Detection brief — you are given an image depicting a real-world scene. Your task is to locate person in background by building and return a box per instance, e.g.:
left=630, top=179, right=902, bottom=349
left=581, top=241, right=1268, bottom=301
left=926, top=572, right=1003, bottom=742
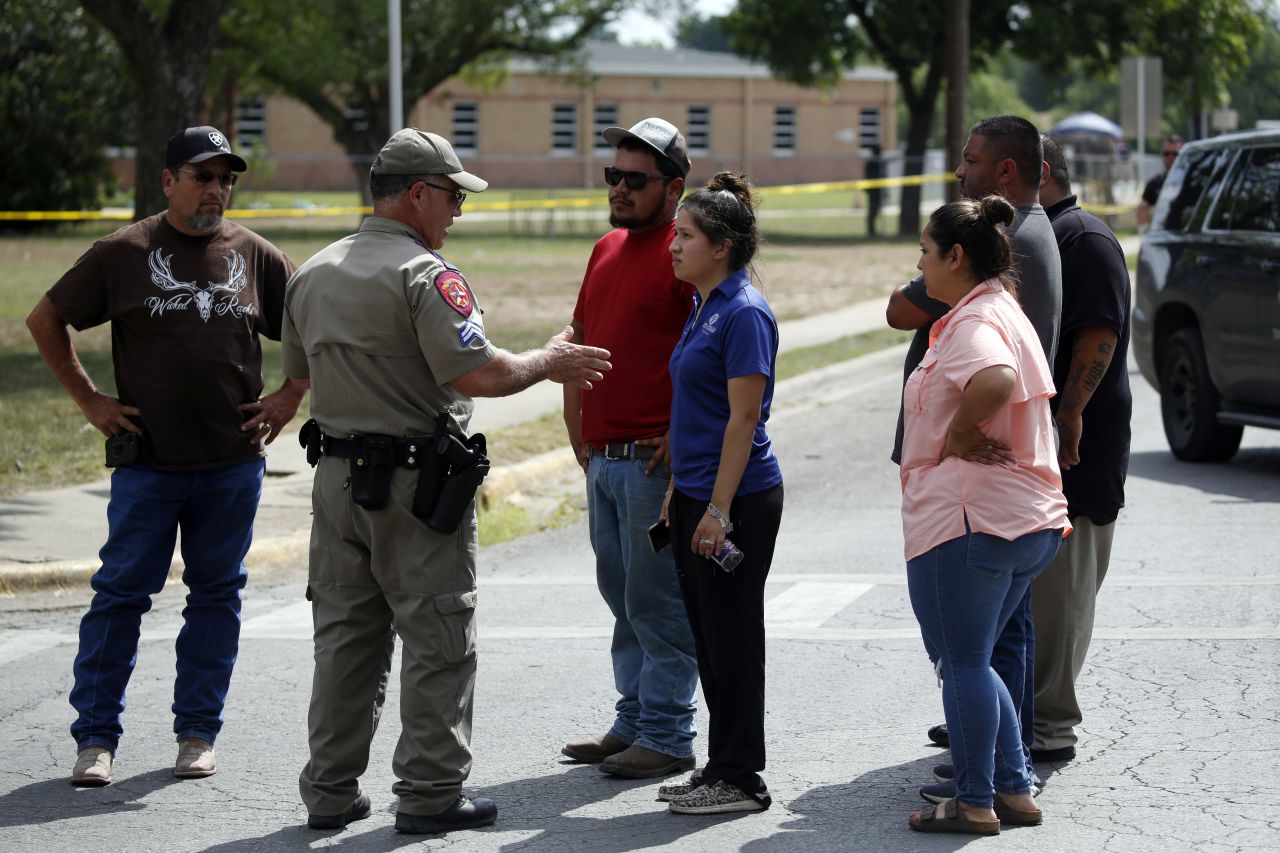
left=902, top=196, right=1069, bottom=836
left=887, top=115, right=1062, bottom=798
left=1136, top=134, right=1183, bottom=226
left=864, top=145, right=884, bottom=237
left=658, top=171, right=784, bottom=816
left=1031, top=135, right=1132, bottom=764
left=283, top=128, right=611, bottom=835
left=560, top=118, right=701, bottom=781
left=26, top=126, right=304, bottom=787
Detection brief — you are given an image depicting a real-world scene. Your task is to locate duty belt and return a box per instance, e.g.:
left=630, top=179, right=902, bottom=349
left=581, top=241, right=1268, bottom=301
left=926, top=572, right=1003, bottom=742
left=318, top=432, right=433, bottom=469
left=593, top=441, right=658, bottom=461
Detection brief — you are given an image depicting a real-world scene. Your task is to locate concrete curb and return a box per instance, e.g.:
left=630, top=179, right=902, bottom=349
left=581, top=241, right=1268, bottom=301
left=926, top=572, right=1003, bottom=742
left=0, top=452, right=582, bottom=596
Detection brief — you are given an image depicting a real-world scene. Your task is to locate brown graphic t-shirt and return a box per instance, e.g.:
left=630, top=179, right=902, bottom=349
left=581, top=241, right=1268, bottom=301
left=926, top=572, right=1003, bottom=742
left=48, top=213, right=295, bottom=470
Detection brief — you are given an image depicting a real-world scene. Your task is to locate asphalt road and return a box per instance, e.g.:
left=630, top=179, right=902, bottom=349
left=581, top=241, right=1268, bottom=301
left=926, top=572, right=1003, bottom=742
left=2, top=348, right=1277, bottom=853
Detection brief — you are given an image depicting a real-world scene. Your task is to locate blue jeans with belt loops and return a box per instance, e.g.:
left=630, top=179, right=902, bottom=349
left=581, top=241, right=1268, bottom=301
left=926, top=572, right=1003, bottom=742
left=907, top=527, right=1061, bottom=807
left=70, top=458, right=264, bottom=753
left=587, top=454, right=698, bottom=757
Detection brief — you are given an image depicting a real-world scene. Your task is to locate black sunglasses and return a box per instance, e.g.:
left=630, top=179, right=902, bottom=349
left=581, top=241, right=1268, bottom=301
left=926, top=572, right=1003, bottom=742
left=421, top=180, right=466, bottom=208
left=1161, top=150, right=1180, bottom=157
left=177, top=167, right=237, bottom=188
left=604, top=166, right=669, bottom=190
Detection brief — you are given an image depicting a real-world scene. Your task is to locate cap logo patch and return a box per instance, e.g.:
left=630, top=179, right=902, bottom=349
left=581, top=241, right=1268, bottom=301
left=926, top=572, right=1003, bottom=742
left=435, top=270, right=473, bottom=317
left=208, top=131, right=226, bottom=149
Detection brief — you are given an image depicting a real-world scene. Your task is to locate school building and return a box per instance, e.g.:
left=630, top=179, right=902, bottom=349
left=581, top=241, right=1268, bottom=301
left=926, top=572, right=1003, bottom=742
left=235, top=41, right=897, bottom=191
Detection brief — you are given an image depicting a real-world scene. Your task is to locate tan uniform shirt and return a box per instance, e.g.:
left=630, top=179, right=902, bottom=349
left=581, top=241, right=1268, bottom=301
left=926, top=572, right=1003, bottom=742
left=281, top=216, right=496, bottom=437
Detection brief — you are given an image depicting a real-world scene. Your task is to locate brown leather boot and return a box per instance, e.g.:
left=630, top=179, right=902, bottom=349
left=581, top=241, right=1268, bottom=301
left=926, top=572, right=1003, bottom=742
left=599, top=745, right=695, bottom=779
left=561, top=733, right=628, bottom=763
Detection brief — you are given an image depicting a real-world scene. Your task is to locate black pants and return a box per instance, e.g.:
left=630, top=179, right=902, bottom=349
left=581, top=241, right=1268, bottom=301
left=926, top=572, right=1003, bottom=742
left=670, top=483, right=784, bottom=796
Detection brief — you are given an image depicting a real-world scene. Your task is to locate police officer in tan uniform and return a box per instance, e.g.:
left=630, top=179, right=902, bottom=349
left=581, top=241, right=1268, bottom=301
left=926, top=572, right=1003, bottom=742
left=282, top=128, right=611, bottom=835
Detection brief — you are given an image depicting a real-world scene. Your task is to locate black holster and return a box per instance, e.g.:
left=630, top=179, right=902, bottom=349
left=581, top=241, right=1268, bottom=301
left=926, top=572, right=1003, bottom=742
left=413, top=411, right=489, bottom=533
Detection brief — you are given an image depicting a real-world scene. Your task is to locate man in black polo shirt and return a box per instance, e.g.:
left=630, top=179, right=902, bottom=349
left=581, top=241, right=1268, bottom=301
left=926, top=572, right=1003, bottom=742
left=1030, top=135, right=1133, bottom=763
left=1136, top=134, right=1183, bottom=226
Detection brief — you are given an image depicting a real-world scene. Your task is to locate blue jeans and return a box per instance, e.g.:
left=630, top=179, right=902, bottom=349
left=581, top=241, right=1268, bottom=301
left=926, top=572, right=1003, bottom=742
left=587, top=455, right=698, bottom=757
left=70, top=458, right=264, bottom=752
left=907, top=527, right=1060, bottom=807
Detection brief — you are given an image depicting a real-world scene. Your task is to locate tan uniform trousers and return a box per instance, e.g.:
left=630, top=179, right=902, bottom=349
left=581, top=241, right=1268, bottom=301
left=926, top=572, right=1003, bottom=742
left=298, top=456, right=478, bottom=817
left=1030, top=516, right=1116, bottom=751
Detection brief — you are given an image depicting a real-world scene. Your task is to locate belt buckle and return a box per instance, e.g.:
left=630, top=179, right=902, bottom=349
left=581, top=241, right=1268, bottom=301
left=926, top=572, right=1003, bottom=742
left=603, top=442, right=631, bottom=460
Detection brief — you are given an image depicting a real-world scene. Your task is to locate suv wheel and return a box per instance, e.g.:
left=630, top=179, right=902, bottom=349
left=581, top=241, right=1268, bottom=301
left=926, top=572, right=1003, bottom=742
left=1158, top=328, right=1243, bottom=462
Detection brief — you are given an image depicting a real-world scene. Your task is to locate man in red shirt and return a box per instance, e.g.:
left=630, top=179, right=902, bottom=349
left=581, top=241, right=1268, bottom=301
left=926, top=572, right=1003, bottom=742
left=561, top=118, right=700, bottom=779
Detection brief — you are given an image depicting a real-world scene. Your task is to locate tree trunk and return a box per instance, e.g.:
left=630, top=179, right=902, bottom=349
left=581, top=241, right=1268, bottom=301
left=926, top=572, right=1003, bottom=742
left=898, top=71, right=943, bottom=237
left=80, top=0, right=229, bottom=219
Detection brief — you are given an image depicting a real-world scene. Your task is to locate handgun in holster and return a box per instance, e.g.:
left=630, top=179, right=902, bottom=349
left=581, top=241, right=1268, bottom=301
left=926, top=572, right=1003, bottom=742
left=299, top=418, right=323, bottom=466
left=413, top=411, right=489, bottom=533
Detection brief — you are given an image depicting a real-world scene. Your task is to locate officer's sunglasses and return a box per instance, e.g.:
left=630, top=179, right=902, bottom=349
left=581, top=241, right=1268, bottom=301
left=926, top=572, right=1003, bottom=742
left=604, top=166, right=669, bottom=190
left=177, top=167, right=238, bottom=188
left=421, top=180, right=466, bottom=208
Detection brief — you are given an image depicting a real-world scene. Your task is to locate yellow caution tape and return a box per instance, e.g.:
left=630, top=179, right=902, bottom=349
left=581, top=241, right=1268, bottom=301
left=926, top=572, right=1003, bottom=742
left=5, top=173, right=1150, bottom=221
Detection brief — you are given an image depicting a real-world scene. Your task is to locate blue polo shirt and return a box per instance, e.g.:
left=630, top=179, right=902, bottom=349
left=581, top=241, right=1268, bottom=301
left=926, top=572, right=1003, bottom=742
left=668, top=269, right=782, bottom=500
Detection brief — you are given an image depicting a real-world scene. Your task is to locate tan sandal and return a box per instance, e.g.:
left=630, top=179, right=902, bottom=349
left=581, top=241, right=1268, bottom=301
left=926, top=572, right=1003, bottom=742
left=994, top=794, right=1043, bottom=826
left=908, top=797, right=1000, bottom=835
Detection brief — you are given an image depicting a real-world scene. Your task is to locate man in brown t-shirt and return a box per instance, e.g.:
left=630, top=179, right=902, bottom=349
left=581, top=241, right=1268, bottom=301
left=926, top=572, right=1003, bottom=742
left=26, top=126, right=306, bottom=788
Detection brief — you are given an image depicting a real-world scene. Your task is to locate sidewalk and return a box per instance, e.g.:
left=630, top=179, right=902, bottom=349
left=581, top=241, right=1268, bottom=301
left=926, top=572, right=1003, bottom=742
left=0, top=295, right=896, bottom=593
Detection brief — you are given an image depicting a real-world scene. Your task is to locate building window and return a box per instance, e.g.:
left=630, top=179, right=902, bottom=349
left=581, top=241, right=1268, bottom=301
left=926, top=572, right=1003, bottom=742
left=553, top=102, right=577, bottom=154
left=594, top=103, right=618, bottom=151
left=859, top=107, right=882, bottom=150
left=773, top=106, right=796, bottom=154
left=452, top=101, right=478, bottom=153
left=687, top=105, right=710, bottom=155
left=235, top=97, right=267, bottom=150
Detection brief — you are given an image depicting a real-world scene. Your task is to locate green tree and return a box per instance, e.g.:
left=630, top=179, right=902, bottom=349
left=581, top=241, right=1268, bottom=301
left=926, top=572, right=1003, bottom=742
left=1013, top=0, right=1264, bottom=139
left=80, top=0, right=232, bottom=219
left=1, top=0, right=132, bottom=215
left=726, top=0, right=1016, bottom=236
left=1225, top=3, right=1280, bottom=130
left=675, top=11, right=733, bottom=52
left=224, top=0, right=626, bottom=201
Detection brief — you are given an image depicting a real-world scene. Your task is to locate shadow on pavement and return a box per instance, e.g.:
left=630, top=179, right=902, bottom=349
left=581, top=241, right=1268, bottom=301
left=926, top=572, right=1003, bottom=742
left=190, top=764, right=717, bottom=853
left=0, top=768, right=182, bottom=831
left=1127, top=446, right=1280, bottom=503
left=739, top=753, right=1038, bottom=852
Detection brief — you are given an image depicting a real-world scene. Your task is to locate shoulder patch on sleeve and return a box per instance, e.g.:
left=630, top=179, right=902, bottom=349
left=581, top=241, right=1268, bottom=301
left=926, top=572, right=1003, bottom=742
left=435, top=270, right=474, bottom=317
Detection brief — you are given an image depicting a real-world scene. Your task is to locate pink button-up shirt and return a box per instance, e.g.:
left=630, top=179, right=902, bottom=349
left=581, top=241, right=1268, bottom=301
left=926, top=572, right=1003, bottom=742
left=900, top=280, right=1070, bottom=561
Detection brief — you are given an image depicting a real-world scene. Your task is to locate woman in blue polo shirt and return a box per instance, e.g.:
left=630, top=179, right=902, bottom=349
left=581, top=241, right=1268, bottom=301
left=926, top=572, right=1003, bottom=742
left=658, top=171, right=783, bottom=816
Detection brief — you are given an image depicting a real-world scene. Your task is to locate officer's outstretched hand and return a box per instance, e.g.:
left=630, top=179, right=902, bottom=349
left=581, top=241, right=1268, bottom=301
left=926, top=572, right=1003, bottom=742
left=544, top=326, right=612, bottom=390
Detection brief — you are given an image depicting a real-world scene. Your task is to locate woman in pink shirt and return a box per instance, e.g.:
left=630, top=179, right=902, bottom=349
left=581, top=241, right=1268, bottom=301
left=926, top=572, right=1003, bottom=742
left=902, top=196, right=1070, bottom=835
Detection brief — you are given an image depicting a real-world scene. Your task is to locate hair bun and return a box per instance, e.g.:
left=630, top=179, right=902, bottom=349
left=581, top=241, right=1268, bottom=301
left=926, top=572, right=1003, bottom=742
left=706, top=170, right=753, bottom=207
left=978, top=194, right=1016, bottom=229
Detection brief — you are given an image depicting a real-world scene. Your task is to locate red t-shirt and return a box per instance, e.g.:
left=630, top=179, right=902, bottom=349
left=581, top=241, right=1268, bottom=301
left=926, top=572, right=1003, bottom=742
left=572, top=223, right=694, bottom=445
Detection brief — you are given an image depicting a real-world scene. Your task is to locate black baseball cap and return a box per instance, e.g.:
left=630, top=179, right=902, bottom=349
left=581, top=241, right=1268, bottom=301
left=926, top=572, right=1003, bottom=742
left=602, top=118, right=691, bottom=179
left=165, top=126, right=248, bottom=172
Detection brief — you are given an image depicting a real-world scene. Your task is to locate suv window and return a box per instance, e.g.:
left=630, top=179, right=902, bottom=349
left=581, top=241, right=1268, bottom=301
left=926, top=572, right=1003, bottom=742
left=1208, top=146, right=1280, bottom=233
left=1158, top=148, right=1233, bottom=232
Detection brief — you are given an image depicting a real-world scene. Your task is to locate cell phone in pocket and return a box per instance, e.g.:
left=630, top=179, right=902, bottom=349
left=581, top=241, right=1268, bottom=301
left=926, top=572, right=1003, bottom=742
left=105, top=431, right=140, bottom=468
left=647, top=520, right=671, bottom=552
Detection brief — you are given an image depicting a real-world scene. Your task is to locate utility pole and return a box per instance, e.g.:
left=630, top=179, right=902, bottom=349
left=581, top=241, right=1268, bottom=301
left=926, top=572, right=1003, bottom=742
left=389, top=0, right=404, bottom=136
left=945, top=0, right=969, bottom=203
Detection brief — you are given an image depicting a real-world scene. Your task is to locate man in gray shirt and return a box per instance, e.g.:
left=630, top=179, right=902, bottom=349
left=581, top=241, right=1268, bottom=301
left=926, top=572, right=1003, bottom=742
left=887, top=115, right=1062, bottom=801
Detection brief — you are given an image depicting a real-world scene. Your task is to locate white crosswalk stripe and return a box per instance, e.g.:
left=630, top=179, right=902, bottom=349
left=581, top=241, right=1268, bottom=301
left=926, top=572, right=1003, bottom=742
left=5, top=574, right=1280, bottom=665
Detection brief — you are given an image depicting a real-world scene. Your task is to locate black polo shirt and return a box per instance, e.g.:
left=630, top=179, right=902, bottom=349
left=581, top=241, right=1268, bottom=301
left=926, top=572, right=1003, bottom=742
left=1045, top=195, right=1133, bottom=524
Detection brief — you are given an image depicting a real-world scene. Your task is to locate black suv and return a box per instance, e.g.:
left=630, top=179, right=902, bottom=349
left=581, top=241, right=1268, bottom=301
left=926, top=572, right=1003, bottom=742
left=1134, top=129, right=1280, bottom=461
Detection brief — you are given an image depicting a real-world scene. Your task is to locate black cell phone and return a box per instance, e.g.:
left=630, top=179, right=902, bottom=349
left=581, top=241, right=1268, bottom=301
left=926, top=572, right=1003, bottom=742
left=105, top=431, right=140, bottom=468
left=647, top=520, right=671, bottom=552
